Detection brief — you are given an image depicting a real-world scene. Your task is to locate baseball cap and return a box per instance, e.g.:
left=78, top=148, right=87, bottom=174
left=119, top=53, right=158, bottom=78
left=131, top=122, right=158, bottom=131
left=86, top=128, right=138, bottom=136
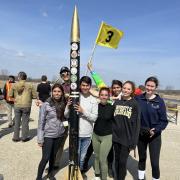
left=60, top=66, right=70, bottom=74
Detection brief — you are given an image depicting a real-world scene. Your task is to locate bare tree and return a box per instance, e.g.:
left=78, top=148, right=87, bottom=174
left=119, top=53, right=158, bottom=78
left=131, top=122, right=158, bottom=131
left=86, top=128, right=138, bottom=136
left=0, top=69, right=9, bottom=75
left=0, top=69, right=9, bottom=80
left=165, top=85, right=174, bottom=90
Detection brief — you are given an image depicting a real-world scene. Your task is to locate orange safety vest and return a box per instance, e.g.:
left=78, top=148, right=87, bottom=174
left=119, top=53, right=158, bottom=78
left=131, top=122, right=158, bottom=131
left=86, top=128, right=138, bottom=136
left=5, top=81, right=14, bottom=102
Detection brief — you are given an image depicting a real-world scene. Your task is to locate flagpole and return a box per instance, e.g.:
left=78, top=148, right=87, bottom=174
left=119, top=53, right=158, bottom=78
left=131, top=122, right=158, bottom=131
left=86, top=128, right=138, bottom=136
left=85, top=41, right=97, bottom=75
left=85, top=21, right=103, bottom=75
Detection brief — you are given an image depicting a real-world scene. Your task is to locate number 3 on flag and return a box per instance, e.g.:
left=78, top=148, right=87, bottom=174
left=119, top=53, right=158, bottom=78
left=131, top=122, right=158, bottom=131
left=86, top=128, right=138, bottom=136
left=106, top=31, right=114, bottom=42
left=96, top=22, right=124, bottom=49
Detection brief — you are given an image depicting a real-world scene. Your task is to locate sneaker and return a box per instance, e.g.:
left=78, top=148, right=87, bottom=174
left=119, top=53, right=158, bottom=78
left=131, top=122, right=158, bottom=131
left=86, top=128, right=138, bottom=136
left=47, top=172, right=56, bottom=180
left=82, top=162, right=88, bottom=172
left=21, top=137, right=31, bottom=142
left=81, top=168, right=88, bottom=174
left=49, top=177, right=56, bottom=180
left=12, top=138, right=21, bottom=142
left=92, top=177, right=101, bottom=180
left=45, top=167, right=49, bottom=174
left=108, top=167, right=114, bottom=178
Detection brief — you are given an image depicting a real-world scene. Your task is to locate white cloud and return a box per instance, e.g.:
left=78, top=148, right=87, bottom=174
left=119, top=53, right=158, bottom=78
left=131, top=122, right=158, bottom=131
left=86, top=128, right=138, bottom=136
left=16, top=51, right=25, bottom=57
left=0, top=46, right=26, bottom=58
left=42, top=11, right=48, bottom=17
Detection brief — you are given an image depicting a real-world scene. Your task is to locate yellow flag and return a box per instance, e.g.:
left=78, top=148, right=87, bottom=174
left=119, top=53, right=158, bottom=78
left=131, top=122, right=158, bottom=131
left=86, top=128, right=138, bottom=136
left=95, top=22, right=124, bottom=49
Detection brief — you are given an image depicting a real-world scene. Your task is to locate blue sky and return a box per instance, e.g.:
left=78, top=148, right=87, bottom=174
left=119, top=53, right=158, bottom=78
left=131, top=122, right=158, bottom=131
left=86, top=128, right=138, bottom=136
left=0, top=0, right=180, bottom=89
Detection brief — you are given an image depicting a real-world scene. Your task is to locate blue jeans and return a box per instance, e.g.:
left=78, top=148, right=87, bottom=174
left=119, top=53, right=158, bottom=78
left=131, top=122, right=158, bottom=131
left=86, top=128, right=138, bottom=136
left=78, top=137, right=91, bottom=170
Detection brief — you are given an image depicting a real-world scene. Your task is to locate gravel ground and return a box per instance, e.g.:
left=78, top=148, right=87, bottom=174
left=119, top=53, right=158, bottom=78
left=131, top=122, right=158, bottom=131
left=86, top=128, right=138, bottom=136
left=0, top=101, right=180, bottom=180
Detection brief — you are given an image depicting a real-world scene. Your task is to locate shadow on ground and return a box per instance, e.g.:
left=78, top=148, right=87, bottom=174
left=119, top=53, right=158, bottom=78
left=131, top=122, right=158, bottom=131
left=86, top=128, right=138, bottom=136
left=59, top=147, right=69, bottom=169
left=127, top=155, right=138, bottom=180
left=0, top=118, right=37, bottom=139
left=29, top=128, right=37, bottom=139
left=0, top=126, right=14, bottom=139
left=0, top=120, right=8, bottom=126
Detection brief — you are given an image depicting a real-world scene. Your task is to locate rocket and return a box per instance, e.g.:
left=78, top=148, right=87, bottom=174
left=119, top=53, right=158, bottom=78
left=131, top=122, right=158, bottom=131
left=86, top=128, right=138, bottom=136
left=69, top=6, right=80, bottom=180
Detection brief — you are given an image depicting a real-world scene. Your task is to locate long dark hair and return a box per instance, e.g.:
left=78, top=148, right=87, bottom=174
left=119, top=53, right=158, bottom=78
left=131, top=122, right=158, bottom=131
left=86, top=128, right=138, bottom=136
left=47, top=83, right=66, bottom=121
left=111, top=80, right=123, bottom=96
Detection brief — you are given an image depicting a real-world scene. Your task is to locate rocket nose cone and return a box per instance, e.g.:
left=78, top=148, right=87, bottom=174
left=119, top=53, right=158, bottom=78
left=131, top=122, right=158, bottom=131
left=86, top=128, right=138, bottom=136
left=71, top=6, right=80, bottom=42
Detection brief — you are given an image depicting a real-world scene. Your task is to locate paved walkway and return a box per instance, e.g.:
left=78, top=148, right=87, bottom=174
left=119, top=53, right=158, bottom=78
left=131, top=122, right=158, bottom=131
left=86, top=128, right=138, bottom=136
left=0, top=101, right=180, bottom=180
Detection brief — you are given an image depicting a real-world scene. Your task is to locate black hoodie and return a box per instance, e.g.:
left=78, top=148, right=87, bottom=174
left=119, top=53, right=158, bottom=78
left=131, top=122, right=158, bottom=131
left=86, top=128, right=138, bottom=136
left=112, top=98, right=140, bottom=149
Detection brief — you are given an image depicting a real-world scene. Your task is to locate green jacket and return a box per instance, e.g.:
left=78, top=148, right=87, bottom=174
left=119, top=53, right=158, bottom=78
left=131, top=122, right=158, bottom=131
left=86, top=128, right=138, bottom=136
left=9, top=80, right=37, bottom=108
left=90, top=71, right=106, bottom=89
left=90, top=71, right=114, bottom=104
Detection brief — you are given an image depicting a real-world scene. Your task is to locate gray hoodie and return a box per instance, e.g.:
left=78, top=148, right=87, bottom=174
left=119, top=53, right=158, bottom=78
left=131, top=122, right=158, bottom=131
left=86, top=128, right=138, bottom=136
left=37, top=102, right=65, bottom=144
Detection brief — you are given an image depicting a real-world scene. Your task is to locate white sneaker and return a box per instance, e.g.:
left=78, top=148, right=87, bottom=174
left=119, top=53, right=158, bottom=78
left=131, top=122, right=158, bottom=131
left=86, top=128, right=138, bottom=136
left=138, top=170, right=145, bottom=179
left=92, top=177, right=101, bottom=180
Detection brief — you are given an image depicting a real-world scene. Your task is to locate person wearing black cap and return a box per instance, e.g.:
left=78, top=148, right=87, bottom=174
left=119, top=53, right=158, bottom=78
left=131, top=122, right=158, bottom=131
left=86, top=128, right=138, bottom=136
left=3, top=75, right=15, bottom=128
left=59, top=66, right=71, bottom=98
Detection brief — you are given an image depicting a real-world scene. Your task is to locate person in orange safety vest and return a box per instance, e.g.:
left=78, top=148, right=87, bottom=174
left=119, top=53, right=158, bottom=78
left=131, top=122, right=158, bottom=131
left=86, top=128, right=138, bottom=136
left=3, top=75, right=15, bottom=128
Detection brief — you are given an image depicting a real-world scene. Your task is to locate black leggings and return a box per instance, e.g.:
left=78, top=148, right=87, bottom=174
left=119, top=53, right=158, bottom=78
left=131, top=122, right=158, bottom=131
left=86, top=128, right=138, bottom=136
left=138, top=134, right=161, bottom=179
left=36, top=137, right=63, bottom=179
left=107, top=145, right=114, bottom=165
left=113, top=142, right=130, bottom=180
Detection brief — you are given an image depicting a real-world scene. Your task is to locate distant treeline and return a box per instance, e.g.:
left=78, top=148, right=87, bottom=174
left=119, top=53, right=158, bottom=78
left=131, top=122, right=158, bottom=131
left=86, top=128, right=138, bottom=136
left=0, top=75, right=41, bottom=82
left=158, top=90, right=180, bottom=95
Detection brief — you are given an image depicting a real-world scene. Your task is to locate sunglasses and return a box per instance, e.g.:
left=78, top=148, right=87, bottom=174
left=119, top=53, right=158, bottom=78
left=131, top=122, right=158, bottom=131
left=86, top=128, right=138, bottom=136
left=60, top=72, right=70, bottom=77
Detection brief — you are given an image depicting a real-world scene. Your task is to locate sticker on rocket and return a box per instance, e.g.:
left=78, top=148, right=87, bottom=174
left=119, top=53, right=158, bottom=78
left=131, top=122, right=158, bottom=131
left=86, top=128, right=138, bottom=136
left=71, top=83, right=77, bottom=90
left=71, top=51, right=78, bottom=58
left=71, top=43, right=78, bottom=51
left=71, top=59, right=78, bottom=67
left=71, top=67, right=77, bottom=75
left=71, top=75, right=77, bottom=83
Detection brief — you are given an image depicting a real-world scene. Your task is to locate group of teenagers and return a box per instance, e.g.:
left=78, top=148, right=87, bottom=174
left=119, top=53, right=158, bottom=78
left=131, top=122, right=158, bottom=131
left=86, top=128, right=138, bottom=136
left=35, top=64, right=168, bottom=180
left=0, top=65, right=168, bottom=180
